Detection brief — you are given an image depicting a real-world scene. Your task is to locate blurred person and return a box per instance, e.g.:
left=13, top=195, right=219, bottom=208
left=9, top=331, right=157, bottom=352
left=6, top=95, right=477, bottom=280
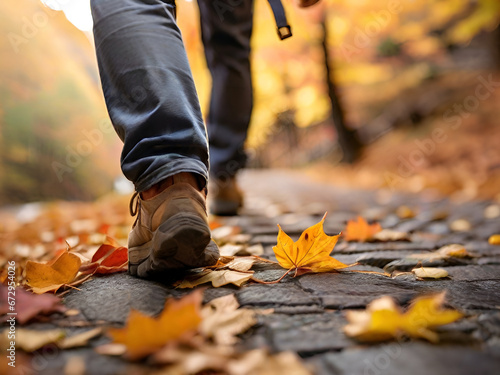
left=88, top=0, right=317, bottom=278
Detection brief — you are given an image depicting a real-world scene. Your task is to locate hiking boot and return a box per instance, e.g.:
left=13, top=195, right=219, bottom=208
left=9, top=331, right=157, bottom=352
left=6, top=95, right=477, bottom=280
left=208, top=176, right=244, bottom=216
left=128, top=173, right=219, bottom=278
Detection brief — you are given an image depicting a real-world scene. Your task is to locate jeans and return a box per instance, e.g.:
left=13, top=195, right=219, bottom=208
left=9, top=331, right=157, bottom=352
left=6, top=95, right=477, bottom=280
left=90, top=0, right=253, bottom=192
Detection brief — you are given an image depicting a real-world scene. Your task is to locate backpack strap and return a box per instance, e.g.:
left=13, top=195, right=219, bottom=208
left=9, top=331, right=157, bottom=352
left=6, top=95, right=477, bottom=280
left=267, top=0, right=292, bottom=40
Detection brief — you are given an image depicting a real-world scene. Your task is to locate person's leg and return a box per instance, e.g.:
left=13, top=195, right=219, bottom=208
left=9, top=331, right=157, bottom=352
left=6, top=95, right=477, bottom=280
left=91, top=0, right=218, bottom=277
left=91, top=0, right=208, bottom=192
left=197, top=0, right=254, bottom=215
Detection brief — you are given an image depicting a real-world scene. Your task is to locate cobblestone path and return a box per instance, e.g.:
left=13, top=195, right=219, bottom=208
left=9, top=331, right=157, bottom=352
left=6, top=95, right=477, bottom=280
left=38, top=170, right=500, bottom=374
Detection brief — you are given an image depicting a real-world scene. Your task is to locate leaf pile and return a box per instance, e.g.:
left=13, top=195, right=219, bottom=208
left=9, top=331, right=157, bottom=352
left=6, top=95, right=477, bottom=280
left=99, top=291, right=312, bottom=374
left=24, top=236, right=128, bottom=294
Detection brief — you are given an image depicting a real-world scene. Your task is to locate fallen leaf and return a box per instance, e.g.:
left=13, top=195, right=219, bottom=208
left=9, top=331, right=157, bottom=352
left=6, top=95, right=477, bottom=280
left=0, top=285, right=66, bottom=324
left=107, top=290, right=203, bottom=360
left=373, top=229, right=409, bottom=242
left=343, top=216, right=382, bottom=242
left=175, top=269, right=254, bottom=288
left=484, top=205, right=500, bottom=219
left=176, top=256, right=275, bottom=288
left=228, top=349, right=313, bottom=375
left=244, top=244, right=265, bottom=256
left=273, top=213, right=350, bottom=276
left=79, top=238, right=128, bottom=275
left=409, top=244, right=473, bottom=261
left=64, top=356, right=86, bottom=375
left=153, top=344, right=230, bottom=374
left=450, top=219, right=471, bottom=232
left=488, top=234, right=500, bottom=245
left=396, top=205, right=416, bottom=219
left=58, top=328, right=103, bottom=349
left=412, top=267, right=449, bottom=279
left=220, top=243, right=264, bottom=257
left=220, top=256, right=260, bottom=272
left=219, top=244, right=246, bottom=256
left=344, top=292, right=463, bottom=342
left=1, top=328, right=65, bottom=352
left=94, top=343, right=127, bottom=356
left=211, top=225, right=241, bottom=243
left=200, top=294, right=257, bottom=346
left=25, top=251, right=81, bottom=294
left=436, top=244, right=470, bottom=257
left=154, top=344, right=312, bottom=375
left=0, top=351, right=32, bottom=374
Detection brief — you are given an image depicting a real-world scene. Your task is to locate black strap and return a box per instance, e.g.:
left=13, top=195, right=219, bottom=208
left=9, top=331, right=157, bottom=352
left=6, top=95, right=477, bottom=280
left=267, top=0, right=292, bottom=40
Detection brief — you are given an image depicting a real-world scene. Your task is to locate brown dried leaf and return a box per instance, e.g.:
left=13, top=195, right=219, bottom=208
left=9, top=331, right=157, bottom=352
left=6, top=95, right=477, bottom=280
left=409, top=244, right=473, bottom=261
left=373, top=229, right=409, bottom=242
left=2, top=329, right=65, bottom=352
left=412, top=267, right=449, bottom=279
left=175, top=269, right=254, bottom=288
left=58, top=328, right=103, bottom=349
left=200, top=294, right=256, bottom=346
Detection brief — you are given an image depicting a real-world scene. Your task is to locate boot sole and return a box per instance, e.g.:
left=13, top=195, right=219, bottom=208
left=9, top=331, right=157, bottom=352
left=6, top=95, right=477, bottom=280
left=129, top=213, right=213, bottom=277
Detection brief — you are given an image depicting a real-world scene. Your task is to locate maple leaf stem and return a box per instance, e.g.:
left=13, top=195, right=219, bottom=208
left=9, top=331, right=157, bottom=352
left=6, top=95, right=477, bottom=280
left=252, top=268, right=295, bottom=284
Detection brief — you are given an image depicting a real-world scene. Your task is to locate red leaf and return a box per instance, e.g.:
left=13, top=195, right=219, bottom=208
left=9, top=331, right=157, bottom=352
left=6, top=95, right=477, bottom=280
left=100, top=247, right=128, bottom=268
left=82, top=237, right=128, bottom=276
left=91, top=244, right=116, bottom=263
left=0, top=285, right=66, bottom=324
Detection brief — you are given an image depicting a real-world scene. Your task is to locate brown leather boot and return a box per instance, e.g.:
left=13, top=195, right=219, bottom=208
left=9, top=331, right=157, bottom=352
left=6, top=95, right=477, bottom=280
left=208, top=176, right=243, bottom=216
left=128, top=173, right=219, bottom=278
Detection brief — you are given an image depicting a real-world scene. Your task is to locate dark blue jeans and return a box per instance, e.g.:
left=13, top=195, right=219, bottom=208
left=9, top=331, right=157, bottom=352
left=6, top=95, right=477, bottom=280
left=91, top=0, right=253, bottom=192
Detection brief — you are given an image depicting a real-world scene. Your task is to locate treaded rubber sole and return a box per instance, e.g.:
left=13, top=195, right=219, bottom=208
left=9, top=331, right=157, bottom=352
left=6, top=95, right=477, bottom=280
left=128, top=213, right=217, bottom=278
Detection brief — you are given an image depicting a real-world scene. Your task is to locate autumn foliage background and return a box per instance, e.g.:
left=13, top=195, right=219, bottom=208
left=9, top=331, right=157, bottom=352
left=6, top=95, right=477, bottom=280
left=1, top=0, right=499, bottom=205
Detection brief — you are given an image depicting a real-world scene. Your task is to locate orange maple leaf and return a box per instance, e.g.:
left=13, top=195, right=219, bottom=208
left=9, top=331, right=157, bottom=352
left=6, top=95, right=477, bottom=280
left=25, top=250, right=81, bottom=294
left=108, top=290, right=203, bottom=360
left=272, top=213, right=349, bottom=277
left=343, top=216, right=382, bottom=242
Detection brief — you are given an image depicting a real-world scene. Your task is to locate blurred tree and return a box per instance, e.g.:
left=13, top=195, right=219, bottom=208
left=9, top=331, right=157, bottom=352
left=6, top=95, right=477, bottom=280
left=0, top=0, right=119, bottom=205
left=320, top=9, right=361, bottom=163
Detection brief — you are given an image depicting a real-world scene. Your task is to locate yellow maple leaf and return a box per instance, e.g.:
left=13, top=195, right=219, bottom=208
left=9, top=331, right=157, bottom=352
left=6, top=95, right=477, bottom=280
left=343, top=216, right=382, bottom=242
left=25, top=251, right=81, bottom=294
left=272, top=213, right=349, bottom=276
left=108, top=290, right=203, bottom=360
left=345, top=292, right=463, bottom=343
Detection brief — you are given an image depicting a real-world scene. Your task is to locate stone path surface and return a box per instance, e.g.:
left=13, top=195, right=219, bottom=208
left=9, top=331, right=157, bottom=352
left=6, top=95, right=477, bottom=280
left=33, top=170, right=500, bottom=374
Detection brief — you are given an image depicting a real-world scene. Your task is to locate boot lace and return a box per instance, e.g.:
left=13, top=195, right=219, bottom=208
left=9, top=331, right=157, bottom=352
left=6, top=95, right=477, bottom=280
left=129, top=191, right=140, bottom=216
